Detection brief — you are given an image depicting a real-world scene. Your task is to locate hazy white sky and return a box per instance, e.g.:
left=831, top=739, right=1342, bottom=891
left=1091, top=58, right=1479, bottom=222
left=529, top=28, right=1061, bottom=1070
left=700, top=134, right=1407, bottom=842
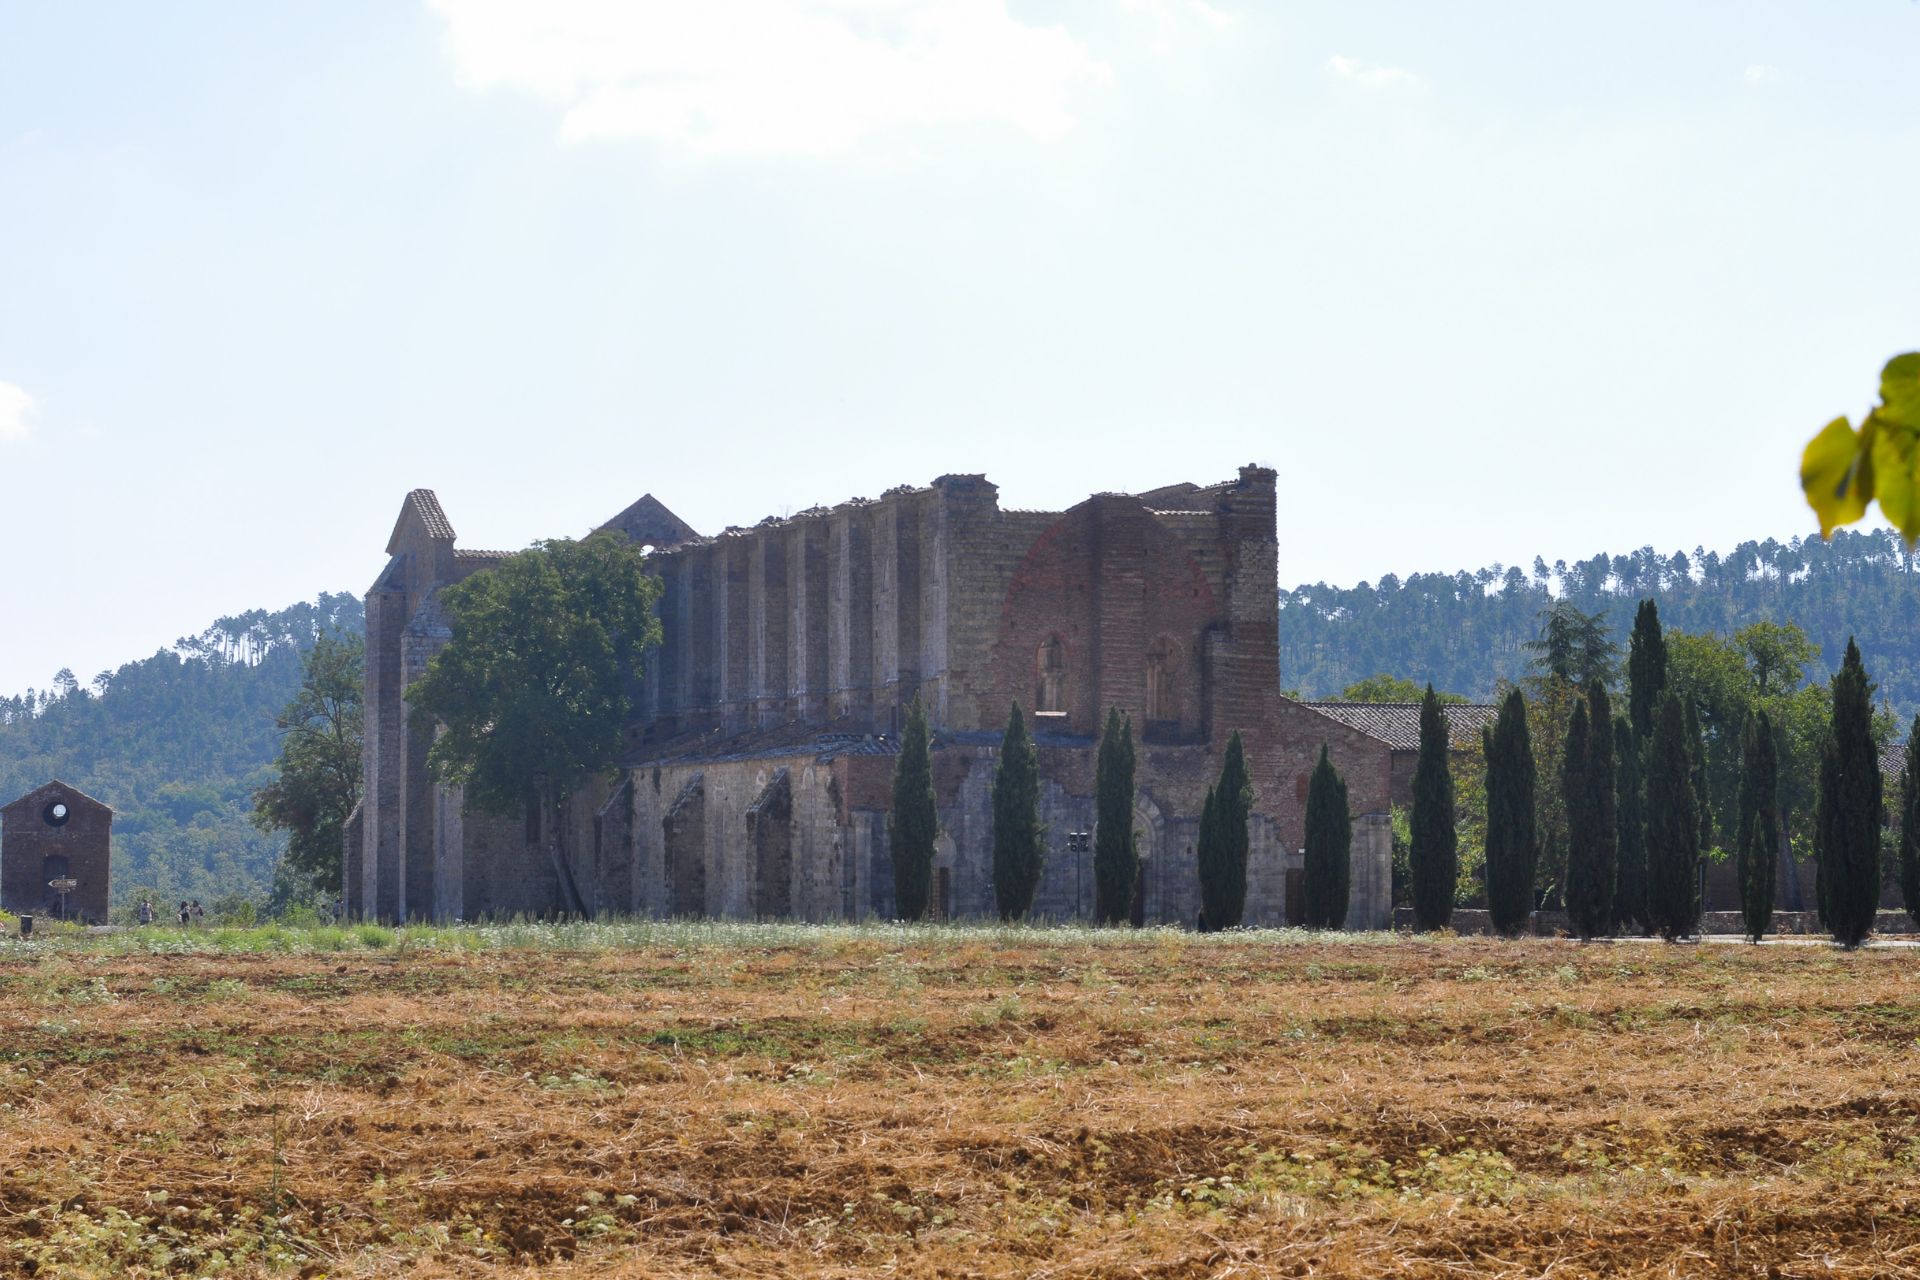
left=2, top=2, right=1917, bottom=694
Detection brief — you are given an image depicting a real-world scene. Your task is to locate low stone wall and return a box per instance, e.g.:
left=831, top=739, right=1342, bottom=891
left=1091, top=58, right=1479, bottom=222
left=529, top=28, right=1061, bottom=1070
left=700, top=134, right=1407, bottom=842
left=1392, top=907, right=1920, bottom=937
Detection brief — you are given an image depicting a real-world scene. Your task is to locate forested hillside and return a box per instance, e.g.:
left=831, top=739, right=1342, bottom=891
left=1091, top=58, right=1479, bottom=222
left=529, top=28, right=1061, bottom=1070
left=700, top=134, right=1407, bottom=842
left=1281, top=529, right=1920, bottom=718
left=0, top=595, right=363, bottom=913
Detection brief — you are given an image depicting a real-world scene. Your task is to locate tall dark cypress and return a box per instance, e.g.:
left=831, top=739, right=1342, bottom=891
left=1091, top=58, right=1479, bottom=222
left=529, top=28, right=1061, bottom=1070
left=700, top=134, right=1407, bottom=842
left=1645, top=691, right=1702, bottom=941
left=991, top=702, right=1045, bottom=921
left=1612, top=716, right=1648, bottom=935
left=1565, top=679, right=1617, bottom=939
left=1686, top=702, right=1714, bottom=855
left=1409, top=685, right=1457, bottom=931
left=1627, top=600, right=1668, bottom=741
left=1560, top=697, right=1596, bottom=932
left=1198, top=730, right=1252, bottom=931
left=1819, top=638, right=1884, bottom=948
left=1901, top=715, right=1920, bottom=931
left=1302, top=745, right=1351, bottom=929
left=1092, top=707, right=1137, bottom=925
left=1735, top=709, right=1779, bottom=943
left=888, top=698, right=938, bottom=921
left=1484, top=689, right=1539, bottom=936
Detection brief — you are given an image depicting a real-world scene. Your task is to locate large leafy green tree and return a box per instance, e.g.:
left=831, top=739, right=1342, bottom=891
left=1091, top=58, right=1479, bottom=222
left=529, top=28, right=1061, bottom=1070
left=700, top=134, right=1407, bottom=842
left=1735, top=709, right=1779, bottom=943
left=889, top=698, right=938, bottom=921
left=1197, top=730, right=1252, bottom=931
left=1302, top=745, right=1351, bottom=929
left=1338, top=674, right=1468, bottom=704
left=1900, top=717, right=1920, bottom=930
left=1612, top=717, right=1647, bottom=934
left=407, top=534, right=663, bottom=918
left=1526, top=600, right=1621, bottom=688
left=1816, top=638, right=1884, bottom=948
left=1483, top=689, right=1538, bottom=936
left=250, top=634, right=363, bottom=900
left=1409, top=685, right=1457, bottom=931
left=991, top=702, right=1044, bottom=921
left=1563, top=680, right=1617, bottom=940
left=1092, top=707, right=1137, bottom=925
left=1645, top=691, right=1702, bottom=941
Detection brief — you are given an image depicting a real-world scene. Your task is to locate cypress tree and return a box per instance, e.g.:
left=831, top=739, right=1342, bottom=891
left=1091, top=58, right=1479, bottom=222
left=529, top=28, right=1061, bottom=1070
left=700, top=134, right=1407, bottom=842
left=1565, top=680, right=1617, bottom=939
left=1409, top=685, right=1458, bottom=931
left=1560, top=697, right=1596, bottom=933
left=1819, top=638, right=1884, bottom=948
left=1735, top=709, right=1779, bottom=943
left=1092, top=707, right=1137, bottom=925
left=1627, top=600, right=1667, bottom=741
left=1645, top=691, right=1702, bottom=941
left=1198, top=730, right=1252, bottom=931
left=991, top=702, right=1045, bottom=921
left=1484, top=688, right=1539, bottom=936
left=1901, top=715, right=1920, bottom=930
left=1612, top=716, right=1648, bottom=935
left=1302, top=745, right=1351, bottom=929
left=1686, top=702, right=1714, bottom=855
left=888, top=698, right=938, bottom=921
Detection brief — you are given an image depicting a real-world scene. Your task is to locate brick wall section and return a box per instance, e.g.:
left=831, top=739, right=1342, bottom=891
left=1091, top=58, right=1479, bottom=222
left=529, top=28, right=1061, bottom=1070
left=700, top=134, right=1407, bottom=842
left=1, top=782, right=112, bottom=922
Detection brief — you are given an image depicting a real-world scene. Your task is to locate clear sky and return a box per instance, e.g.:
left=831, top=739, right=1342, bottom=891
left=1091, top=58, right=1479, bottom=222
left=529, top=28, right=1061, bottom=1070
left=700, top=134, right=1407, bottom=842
left=2, top=2, right=1916, bottom=695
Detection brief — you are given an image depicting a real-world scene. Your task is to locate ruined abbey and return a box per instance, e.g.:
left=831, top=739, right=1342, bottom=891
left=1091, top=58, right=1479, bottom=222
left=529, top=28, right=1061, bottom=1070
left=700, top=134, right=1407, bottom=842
left=346, top=467, right=1428, bottom=928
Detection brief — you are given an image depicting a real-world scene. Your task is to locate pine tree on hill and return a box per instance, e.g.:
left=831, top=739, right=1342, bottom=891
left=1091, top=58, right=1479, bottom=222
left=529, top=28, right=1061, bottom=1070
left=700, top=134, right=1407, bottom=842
left=1735, top=709, right=1780, bottom=943
left=888, top=699, right=938, bottom=922
left=1900, top=716, right=1920, bottom=931
left=1612, top=716, right=1648, bottom=935
left=1302, top=746, right=1351, bottom=929
left=1197, top=730, right=1252, bottom=931
left=1564, top=680, right=1617, bottom=939
left=1484, top=689, right=1539, bottom=936
left=991, top=702, right=1045, bottom=921
left=1646, top=691, right=1702, bottom=941
left=1628, top=600, right=1668, bottom=741
left=1409, top=685, right=1458, bottom=931
left=1818, top=638, right=1884, bottom=948
left=1092, top=707, right=1137, bottom=925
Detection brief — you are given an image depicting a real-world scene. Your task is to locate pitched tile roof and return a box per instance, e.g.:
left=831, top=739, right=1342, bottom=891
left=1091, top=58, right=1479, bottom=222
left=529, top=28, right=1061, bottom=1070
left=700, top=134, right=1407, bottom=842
left=1303, top=701, right=1499, bottom=752
left=1884, top=739, right=1910, bottom=778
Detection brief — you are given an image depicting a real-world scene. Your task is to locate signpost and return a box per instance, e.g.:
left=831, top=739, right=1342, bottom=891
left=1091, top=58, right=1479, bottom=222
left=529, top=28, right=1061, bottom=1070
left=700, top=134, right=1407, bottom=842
left=48, top=877, right=77, bottom=920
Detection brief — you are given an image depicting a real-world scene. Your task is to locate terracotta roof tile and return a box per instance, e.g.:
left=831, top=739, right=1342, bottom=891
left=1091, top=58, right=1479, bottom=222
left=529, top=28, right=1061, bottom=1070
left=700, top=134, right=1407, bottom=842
left=1304, top=701, right=1498, bottom=752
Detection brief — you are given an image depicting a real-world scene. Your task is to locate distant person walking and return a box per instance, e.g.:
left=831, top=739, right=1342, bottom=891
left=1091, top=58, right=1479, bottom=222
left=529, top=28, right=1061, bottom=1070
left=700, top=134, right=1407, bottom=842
left=189, top=900, right=205, bottom=927
left=138, top=899, right=153, bottom=926
left=178, top=900, right=190, bottom=927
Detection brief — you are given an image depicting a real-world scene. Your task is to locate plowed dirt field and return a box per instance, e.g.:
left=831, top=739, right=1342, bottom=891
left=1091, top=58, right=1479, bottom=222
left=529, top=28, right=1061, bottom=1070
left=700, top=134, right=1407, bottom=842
left=4, top=927, right=1919, bottom=1277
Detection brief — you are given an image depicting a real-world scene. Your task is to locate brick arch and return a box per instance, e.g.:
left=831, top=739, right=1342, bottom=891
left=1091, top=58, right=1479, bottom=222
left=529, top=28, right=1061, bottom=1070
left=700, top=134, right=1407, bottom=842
left=989, top=499, right=1219, bottom=738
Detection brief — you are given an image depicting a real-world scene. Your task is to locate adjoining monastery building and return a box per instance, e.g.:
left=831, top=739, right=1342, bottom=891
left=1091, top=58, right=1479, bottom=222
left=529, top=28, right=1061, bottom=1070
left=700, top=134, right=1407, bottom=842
left=348, top=467, right=1478, bottom=928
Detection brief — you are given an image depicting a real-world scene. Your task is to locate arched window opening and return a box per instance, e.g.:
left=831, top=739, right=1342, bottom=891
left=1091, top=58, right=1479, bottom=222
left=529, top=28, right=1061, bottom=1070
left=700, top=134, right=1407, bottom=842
left=1146, top=637, right=1180, bottom=723
left=1036, top=636, right=1067, bottom=714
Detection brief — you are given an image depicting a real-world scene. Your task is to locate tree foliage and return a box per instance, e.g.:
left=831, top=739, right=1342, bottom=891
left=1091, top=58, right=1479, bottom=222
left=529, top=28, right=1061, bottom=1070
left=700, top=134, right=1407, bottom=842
left=1278, top=531, right=1920, bottom=724
left=1338, top=674, right=1467, bottom=704
left=1525, top=600, right=1621, bottom=688
left=1613, top=716, right=1647, bottom=934
left=1735, top=709, right=1780, bottom=942
left=1800, top=352, right=1920, bottom=543
left=1563, top=680, right=1617, bottom=940
left=1408, top=686, right=1457, bottom=931
left=1646, top=692, right=1702, bottom=941
left=1483, top=689, right=1538, bottom=936
left=1816, top=638, right=1885, bottom=948
left=1302, top=745, right=1350, bottom=929
left=1092, top=707, right=1137, bottom=925
left=1900, top=716, right=1920, bottom=930
left=1628, top=599, right=1668, bottom=740
left=889, top=698, right=938, bottom=922
left=407, top=534, right=664, bottom=918
left=991, top=702, right=1044, bottom=921
left=1197, top=730, right=1252, bottom=931
left=250, top=634, right=363, bottom=900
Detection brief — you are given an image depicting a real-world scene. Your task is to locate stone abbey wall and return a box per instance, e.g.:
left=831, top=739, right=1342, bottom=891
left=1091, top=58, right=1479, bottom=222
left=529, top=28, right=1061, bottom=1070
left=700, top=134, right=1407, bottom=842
left=348, top=469, right=1398, bottom=929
